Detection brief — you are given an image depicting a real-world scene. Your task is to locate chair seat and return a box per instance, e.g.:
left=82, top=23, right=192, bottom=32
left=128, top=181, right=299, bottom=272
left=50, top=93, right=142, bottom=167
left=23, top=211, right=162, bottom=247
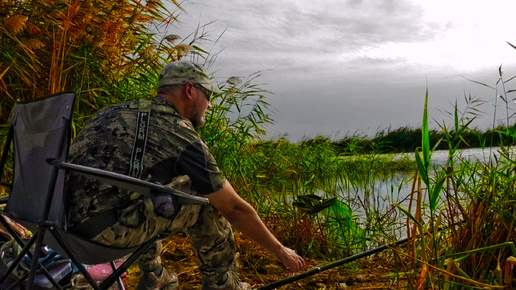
left=11, top=217, right=138, bottom=265
left=45, top=229, right=140, bottom=265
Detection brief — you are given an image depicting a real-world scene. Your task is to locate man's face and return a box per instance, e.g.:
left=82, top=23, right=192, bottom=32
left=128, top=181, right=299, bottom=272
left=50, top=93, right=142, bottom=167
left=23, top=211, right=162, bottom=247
left=189, top=86, right=212, bottom=130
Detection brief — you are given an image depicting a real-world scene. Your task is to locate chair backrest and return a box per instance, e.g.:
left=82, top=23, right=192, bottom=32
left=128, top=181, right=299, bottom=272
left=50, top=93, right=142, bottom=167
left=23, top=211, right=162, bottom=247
left=5, top=91, right=76, bottom=227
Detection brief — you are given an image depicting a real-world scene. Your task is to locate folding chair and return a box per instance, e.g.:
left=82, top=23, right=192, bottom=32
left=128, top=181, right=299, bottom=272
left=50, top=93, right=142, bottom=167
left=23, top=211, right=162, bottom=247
left=0, top=91, right=209, bottom=289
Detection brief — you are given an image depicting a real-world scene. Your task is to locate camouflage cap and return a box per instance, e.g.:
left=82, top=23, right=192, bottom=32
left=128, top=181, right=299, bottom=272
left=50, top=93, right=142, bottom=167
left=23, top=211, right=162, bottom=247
left=158, top=61, right=221, bottom=94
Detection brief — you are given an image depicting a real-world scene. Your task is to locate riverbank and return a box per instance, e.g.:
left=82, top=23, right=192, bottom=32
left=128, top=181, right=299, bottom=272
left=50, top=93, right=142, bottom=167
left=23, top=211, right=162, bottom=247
left=123, top=232, right=411, bottom=289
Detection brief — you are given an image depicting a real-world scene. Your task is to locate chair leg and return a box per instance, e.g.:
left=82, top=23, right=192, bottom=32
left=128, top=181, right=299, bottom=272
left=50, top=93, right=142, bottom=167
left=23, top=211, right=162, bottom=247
left=49, top=228, right=102, bottom=290
left=0, top=233, right=36, bottom=287
left=110, top=261, right=126, bottom=290
left=26, top=229, right=45, bottom=290
left=99, top=236, right=159, bottom=289
left=20, top=230, right=65, bottom=290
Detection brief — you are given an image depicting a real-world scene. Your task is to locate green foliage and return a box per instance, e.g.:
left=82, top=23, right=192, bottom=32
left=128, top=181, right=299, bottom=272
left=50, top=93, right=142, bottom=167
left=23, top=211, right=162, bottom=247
left=446, top=154, right=516, bottom=282
left=323, top=200, right=366, bottom=256
left=201, top=73, right=273, bottom=155
left=198, top=73, right=275, bottom=200
left=292, top=195, right=366, bottom=257
left=211, top=132, right=413, bottom=258
left=332, top=135, right=376, bottom=155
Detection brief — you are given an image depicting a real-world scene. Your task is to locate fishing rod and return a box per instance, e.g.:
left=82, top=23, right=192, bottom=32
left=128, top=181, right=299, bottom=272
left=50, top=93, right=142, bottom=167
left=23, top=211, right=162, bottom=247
left=256, top=237, right=409, bottom=290
left=257, top=219, right=466, bottom=290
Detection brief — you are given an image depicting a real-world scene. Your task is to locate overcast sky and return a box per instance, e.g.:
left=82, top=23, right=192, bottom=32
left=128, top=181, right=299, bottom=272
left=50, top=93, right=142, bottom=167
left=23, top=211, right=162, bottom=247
left=170, top=0, right=516, bottom=142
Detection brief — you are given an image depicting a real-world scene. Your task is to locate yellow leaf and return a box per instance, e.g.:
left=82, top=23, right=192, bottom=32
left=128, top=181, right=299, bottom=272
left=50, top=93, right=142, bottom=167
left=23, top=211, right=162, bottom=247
left=417, top=264, right=427, bottom=290
left=0, top=65, right=11, bottom=80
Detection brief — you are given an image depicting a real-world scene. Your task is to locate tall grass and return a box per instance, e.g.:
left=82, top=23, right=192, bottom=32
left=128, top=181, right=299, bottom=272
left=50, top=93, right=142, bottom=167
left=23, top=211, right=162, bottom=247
left=0, top=0, right=193, bottom=128
left=393, top=63, right=516, bottom=289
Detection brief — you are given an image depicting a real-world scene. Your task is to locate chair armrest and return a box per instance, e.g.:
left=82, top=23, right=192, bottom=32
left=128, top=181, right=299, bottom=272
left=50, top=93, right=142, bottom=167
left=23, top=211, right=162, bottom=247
left=48, top=159, right=210, bottom=206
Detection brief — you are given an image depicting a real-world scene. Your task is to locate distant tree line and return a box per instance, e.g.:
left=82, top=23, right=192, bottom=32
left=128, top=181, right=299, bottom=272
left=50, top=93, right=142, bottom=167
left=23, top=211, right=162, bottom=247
left=270, top=125, right=516, bottom=156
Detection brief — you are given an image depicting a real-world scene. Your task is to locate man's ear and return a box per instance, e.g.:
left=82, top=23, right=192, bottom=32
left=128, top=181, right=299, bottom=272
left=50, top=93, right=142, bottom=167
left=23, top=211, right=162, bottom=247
left=183, top=83, right=195, bottom=100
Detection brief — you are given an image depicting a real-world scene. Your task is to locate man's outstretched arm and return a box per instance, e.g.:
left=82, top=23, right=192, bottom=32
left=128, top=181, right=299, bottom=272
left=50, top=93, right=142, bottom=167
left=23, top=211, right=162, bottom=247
left=207, top=181, right=305, bottom=273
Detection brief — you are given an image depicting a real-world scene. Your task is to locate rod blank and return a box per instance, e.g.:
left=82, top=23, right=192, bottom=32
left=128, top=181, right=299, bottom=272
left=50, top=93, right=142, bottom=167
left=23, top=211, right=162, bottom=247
left=257, top=238, right=408, bottom=290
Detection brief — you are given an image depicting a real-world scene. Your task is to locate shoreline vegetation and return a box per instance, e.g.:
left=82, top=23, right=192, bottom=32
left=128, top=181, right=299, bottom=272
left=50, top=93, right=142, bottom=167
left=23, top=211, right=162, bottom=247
left=1, top=1, right=516, bottom=289
left=308, top=125, right=516, bottom=155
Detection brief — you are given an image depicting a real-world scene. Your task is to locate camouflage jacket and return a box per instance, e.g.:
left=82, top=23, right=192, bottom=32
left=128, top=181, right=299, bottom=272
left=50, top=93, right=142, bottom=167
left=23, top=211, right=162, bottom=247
left=65, top=96, right=225, bottom=225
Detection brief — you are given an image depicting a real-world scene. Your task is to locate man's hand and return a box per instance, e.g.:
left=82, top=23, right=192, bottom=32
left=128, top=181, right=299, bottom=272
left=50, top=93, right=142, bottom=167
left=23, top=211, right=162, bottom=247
left=207, top=182, right=305, bottom=274
left=274, top=246, right=305, bottom=273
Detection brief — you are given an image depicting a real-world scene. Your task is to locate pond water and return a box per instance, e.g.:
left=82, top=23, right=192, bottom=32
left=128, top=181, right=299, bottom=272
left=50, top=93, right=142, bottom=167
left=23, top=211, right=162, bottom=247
left=337, top=147, right=513, bottom=240
left=367, top=147, right=511, bottom=197
left=398, top=146, right=509, bottom=166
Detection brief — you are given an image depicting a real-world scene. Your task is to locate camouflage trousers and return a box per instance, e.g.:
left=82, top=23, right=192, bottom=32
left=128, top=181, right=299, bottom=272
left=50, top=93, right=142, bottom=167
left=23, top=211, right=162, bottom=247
left=90, top=176, right=240, bottom=288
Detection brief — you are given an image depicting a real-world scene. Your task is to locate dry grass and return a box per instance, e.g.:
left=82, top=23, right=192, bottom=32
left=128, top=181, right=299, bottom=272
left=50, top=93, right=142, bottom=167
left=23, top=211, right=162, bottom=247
left=122, top=232, right=410, bottom=290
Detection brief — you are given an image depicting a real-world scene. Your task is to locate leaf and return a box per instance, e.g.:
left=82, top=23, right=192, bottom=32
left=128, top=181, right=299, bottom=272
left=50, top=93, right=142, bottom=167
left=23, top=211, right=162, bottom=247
left=0, top=65, right=12, bottom=80
left=460, top=75, right=496, bottom=90
left=134, top=33, right=153, bottom=54
left=415, top=150, right=429, bottom=186
left=429, top=176, right=445, bottom=212
left=417, top=264, right=428, bottom=290
left=191, top=45, right=208, bottom=54
left=421, top=88, right=431, bottom=168
left=394, top=203, right=425, bottom=229
left=454, top=99, right=459, bottom=131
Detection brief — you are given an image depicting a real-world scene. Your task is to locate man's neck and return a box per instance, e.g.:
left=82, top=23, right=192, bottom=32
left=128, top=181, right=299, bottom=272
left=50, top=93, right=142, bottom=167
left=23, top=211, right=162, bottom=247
left=156, top=93, right=186, bottom=117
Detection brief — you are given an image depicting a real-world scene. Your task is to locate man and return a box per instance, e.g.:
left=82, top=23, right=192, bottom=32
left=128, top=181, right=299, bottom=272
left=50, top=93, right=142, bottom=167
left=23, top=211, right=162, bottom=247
left=65, top=61, right=305, bottom=289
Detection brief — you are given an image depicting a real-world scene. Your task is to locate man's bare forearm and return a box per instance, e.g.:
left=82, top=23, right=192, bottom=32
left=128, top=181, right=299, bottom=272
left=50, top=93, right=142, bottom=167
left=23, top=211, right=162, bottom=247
left=221, top=199, right=283, bottom=254
left=207, top=182, right=305, bottom=273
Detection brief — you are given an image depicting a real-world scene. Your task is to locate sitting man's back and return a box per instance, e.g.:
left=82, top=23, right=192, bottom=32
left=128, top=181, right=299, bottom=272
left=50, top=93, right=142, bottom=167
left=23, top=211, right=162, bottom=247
left=65, top=61, right=304, bottom=290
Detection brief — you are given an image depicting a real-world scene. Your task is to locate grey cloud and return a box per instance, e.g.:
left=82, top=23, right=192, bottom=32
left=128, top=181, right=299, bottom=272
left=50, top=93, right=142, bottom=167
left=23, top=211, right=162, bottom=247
left=174, top=1, right=513, bottom=141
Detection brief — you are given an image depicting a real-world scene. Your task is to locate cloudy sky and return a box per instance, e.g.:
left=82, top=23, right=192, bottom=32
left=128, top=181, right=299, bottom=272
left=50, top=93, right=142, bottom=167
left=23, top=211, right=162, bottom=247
left=170, top=0, right=516, bottom=141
